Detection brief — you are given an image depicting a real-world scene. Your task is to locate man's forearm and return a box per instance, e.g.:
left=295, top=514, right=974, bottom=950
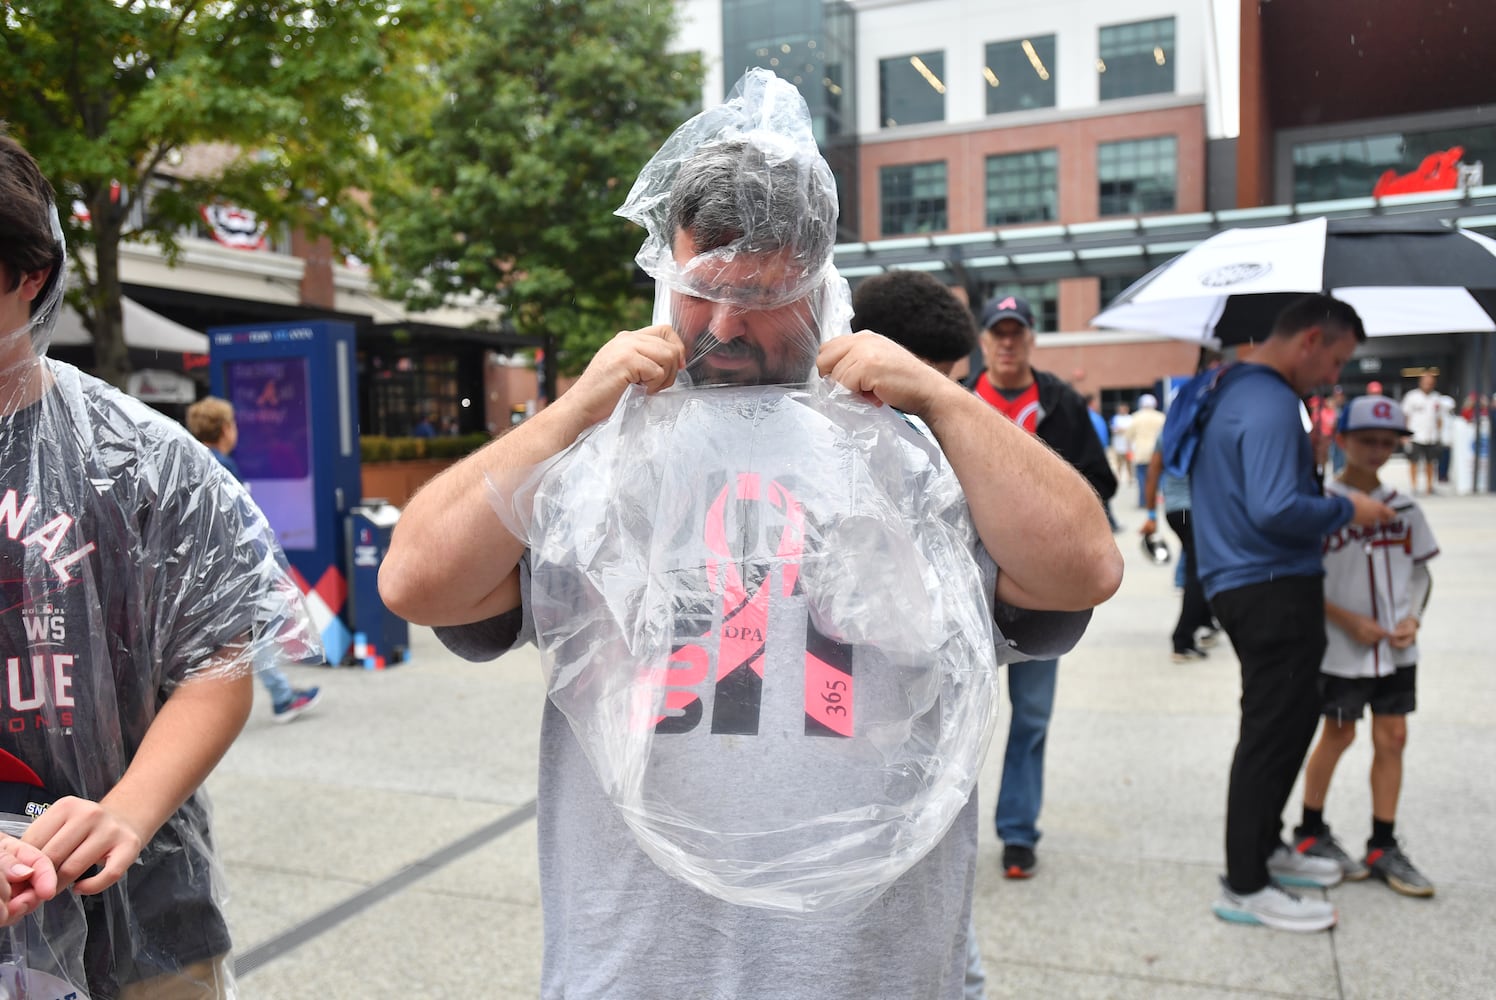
left=922, top=382, right=1122, bottom=611
left=380, top=396, right=594, bottom=626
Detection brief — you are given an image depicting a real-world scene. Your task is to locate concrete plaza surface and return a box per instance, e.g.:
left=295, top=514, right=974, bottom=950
left=210, top=459, right=1496, bottom=999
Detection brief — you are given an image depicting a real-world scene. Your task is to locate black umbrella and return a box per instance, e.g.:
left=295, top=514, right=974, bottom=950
left=1092, top=216, right=1496, bottom=345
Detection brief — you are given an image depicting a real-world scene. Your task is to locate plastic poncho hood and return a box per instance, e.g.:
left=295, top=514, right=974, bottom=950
left=617, top=68, right=851, bottom=386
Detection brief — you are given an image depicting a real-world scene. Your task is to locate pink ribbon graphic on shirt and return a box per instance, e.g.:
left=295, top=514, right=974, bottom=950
left=637, top=473, right=854, bottom=737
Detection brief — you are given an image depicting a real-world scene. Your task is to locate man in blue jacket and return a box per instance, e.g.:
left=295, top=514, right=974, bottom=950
left=1191, top=294, right=1394, bottom=932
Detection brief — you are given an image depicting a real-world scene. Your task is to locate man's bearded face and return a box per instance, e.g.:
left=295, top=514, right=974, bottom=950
left=670, top=230, right=819, bottom=387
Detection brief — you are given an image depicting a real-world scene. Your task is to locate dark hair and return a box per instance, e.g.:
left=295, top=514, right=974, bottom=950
left=667, top=138, right=835, bottom=265
left=850, top=270, right=975, bottom=364
left=0, top=125, right=63, bottom=301
left=1271, top=293, right=1366, bottom=344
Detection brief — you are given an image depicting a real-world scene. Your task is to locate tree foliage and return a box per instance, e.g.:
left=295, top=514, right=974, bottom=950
left=374, top=0, right=702, bottom=373
left=0, top=1, right=430, bottom=386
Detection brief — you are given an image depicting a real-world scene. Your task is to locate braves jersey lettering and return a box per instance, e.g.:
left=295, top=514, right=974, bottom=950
left=642, top=473, right=854, bottom=738
left=1321, top=481, right=1439, bottom=679
left=3, top=655, right=75, bottom=710
left=0, top=489, right=98, bottom=582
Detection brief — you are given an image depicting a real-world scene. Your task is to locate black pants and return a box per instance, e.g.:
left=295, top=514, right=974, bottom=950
left=1210, top=576, right=1326, bottom=894
left=1166, top=509, right=1213, bottom=652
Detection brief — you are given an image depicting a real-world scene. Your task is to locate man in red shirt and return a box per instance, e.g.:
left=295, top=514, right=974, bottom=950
left=970, top=295, right=1117, bottom=877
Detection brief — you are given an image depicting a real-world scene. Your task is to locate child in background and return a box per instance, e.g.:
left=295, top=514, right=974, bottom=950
left=1293, top=396, right=1439, bottom=897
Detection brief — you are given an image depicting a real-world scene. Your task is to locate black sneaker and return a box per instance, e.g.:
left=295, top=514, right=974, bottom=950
left=1365, top=843, right=1435, bottom=897
left=1002, top=844, right=1037, bottom=879
left=1171, top=646, right=1209, bottom=662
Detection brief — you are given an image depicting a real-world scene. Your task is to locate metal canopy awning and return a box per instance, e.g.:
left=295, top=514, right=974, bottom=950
left=833, top=186, right=1496, bottom=292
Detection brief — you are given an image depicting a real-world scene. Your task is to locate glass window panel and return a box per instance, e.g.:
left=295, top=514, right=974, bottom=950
left=985, top=149, right=1058, bottom=225
left=880, top=50, right=946, bottom=127
left=1097, top=137, right=1177, bottom=216
left=1291, top=125, right=1496, bottom=202
left=984, top=35, right=1056, bottom=115
left=1098, top=17, right=1175, bottom=101
left=880, top=161, right=948, bottom=235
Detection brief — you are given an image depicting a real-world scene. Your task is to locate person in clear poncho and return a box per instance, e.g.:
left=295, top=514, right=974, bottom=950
left=382, top=71, right=1120, bottom=1000
left=0, top=129, right=320, bottom=997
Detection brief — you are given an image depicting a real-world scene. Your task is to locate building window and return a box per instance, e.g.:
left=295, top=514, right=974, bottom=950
left=880, top=161, right=947, bottom=235
left=1098, top=137, right=1177, bottom=216
left=1292, top=125, right=1496, bottom=202
left=880, top=50, right=946, bottom=127
left=1099, top=272, right=1147, bottom=308
left=986, top=149, right=1058, bottom=225
left=1097, top=17, right=1175, bottom=101
left=984, top=36, right=1055, bottom=115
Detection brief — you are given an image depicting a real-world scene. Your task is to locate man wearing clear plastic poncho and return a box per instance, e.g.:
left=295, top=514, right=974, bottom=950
left=0, top=129, right=321, bottom=997
left=383, top=71, right=1121, bottom=999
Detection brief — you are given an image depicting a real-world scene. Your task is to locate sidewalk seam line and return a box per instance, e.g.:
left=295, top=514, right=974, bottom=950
left=234, top=798, right=538, bottom=978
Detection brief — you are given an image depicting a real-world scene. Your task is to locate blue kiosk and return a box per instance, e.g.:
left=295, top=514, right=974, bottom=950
left=208, top=320, right=404, bottom=665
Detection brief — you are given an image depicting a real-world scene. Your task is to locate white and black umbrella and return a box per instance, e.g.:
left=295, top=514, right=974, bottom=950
left=1092, top=216, right=1496, bottom=345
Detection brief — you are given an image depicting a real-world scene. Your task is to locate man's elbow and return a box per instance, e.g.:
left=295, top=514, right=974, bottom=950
left=1084, top=545, right=1125, bottom=608
left=378, top=556, right=428, bottom=624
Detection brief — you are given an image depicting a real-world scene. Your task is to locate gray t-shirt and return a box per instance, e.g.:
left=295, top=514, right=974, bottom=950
left=438, top=390, right=1090, bottom=999
left=441, top=601, right=980, bottom=1000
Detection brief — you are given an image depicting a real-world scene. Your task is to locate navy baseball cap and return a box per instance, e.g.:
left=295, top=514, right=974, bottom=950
left=1338, top=395, right=1411, bottom=435
left=980, top=294, right=1034, bottom=331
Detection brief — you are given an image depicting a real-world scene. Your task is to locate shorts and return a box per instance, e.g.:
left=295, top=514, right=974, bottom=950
left=1320, top=665, right=1416, bottom=723
left=1410, top=441, right=1441, bottom=463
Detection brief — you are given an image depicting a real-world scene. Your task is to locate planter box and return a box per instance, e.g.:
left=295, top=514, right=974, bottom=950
left=361, top=458, right=459, bottom=509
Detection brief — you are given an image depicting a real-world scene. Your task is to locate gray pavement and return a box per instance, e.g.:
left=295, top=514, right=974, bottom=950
left=211, top=457, right=1496, bottom=999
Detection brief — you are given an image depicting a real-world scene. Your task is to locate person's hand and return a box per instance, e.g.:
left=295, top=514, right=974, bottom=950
left=1347, top=491, right=1396, bottom=527
left=21, top=797, right=144, bottom=896
left=816, top=332, right=954, bottom=416
left=1140, top=516, right=1157, bottom=535
left=555, top=325, right=685, bottom=429
left=0, top=836, right=58, bottom=926
left=1341, top=612, right=1391, bottom=647
left=1389, top=616, right=1420, bottom=649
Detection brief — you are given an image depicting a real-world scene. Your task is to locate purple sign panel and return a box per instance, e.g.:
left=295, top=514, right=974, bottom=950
left=225, top=358, right=317, bottom=550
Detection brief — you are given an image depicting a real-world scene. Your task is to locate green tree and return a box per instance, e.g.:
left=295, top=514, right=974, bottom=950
left=374, top=0, right=701, bottom=373
left=0, top=1, right=430, bottom=386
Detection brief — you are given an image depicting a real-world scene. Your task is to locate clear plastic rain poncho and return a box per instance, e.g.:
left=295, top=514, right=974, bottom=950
left=494, top=70, right=1006, bottom=916
left=0, top=197, right=320, bottom=995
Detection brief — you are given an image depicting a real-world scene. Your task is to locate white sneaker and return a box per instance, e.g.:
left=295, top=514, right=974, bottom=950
left=1213, top=878, right=1337, bottom=932
left=1267, top=843, right=1343, bottom=888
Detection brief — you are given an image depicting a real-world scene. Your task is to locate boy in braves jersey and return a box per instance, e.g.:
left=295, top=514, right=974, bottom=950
left=1292, top=395, right=1439, bottom=897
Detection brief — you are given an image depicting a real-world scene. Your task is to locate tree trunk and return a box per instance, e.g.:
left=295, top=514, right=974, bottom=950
left=88, top=219, right=131, bottom=389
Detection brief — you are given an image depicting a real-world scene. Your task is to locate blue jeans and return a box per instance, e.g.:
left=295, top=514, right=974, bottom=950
left=259, top=663, right=294, bottom=709
left=995, top=658, right=1059, bottom=847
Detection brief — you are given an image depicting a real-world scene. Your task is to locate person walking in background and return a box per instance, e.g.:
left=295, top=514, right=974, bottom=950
left=1085, top=395, right=1124, bottom=532
left=1142, top=349, right=1223, bottom=663
left=1182, top=294, right=1395, bottom=933
left=1402, top=372, right=1441, bottom=496
left=968, top=293, right=1117, bottom=879
left=1125, top=394, right=1165, bottom=509
left=1109, top=402, right=1133, bottom=489
left=1293, top=396, right=1439, bottom=898
left=186, top=397, right=321, bottom=724
left=1436, top=386, right=1457, bottom=485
